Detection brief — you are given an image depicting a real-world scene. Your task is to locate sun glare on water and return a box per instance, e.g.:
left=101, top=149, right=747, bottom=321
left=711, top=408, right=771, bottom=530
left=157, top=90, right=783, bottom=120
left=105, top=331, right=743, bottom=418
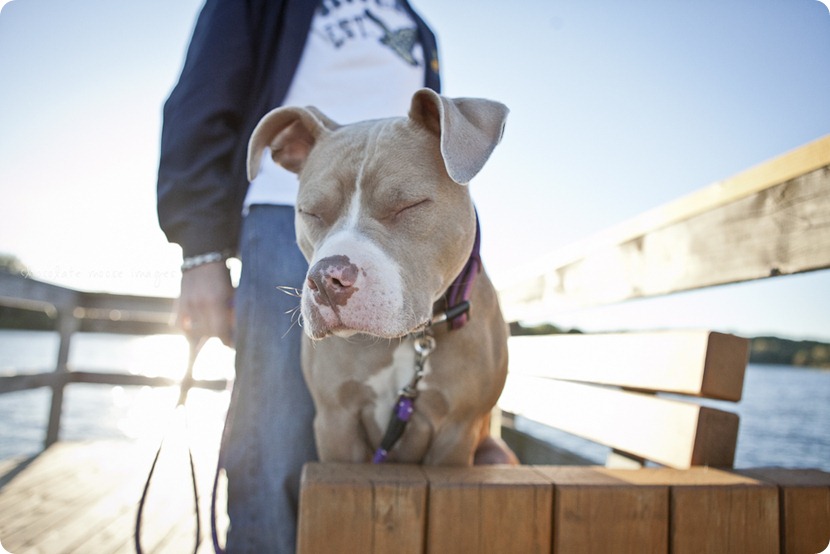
left=104, top=335, right=235, bottom=448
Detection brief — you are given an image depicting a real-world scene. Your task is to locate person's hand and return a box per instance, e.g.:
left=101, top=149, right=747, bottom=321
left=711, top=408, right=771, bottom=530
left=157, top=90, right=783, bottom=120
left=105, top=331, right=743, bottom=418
left=177, top=261, right=235, bottom=347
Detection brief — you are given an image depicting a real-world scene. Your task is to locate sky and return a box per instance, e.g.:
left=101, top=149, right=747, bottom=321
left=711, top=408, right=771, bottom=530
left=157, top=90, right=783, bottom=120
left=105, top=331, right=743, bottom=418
left=1, top=0, right=829, bottom=342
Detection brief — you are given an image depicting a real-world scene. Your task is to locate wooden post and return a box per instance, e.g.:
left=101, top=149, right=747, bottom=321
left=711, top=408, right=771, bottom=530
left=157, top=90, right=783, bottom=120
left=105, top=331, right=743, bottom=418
left=44, top=307, right=79, bottom=447
left=423, top=466, right=552, bottom=554
left=297, top=463, right=428, bottom=554
left=538, top=467, right=669, bottom=553
left=740, top=468, right=830, bottom=554
left=609, top=467, right=779, bottom=554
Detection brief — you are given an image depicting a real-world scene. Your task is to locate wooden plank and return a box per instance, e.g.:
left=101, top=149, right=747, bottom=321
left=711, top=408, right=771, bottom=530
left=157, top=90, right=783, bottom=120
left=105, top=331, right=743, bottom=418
left=0, top=442, right=148, bottom=553
left=77, top=290, right=175, bottom=317
left=0, top=440, right=225, bottom=554
left=0, top=272, right=177, bottom=335
left=553, top=467, right=779, bottom=553
left=498, top=375, right=739, bottom=468
left=75, top=290, right=177, bottom=335
left=0, top=372, right=227, bottom=395
left=423, top=465, right=552, bottom=554
left=69, top=371, right=228, bottom=392
left=0, top=372, right=63, bottom=394
left=508, top=331, right=748, bottom=400
left=537, top=466, right=668, bottom=553
left=670, top=478, right=779, bottom=553
left=740, top=468, right=830, bottom=554
left=297, top=462, right=428, bottom=554
left=0, top=271, right=77, bottom=315
left=499, top=135, right=830, bottom=319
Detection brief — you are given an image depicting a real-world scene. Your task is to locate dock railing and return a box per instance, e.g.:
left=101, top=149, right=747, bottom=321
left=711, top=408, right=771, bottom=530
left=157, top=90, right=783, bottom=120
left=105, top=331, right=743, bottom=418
left=0, top=272, right=228, bottom=448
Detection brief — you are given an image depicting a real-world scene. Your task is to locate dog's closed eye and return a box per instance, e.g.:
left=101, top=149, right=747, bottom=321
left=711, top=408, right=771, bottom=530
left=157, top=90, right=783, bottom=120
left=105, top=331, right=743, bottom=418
left=298, top=207, right=324, bottom=224
left=393, top=198, right=431, bottom=219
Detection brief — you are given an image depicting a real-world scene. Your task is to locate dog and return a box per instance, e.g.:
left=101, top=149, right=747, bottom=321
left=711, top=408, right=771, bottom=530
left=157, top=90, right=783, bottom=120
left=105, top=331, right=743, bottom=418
left=247, top=88, right=514, bottom=465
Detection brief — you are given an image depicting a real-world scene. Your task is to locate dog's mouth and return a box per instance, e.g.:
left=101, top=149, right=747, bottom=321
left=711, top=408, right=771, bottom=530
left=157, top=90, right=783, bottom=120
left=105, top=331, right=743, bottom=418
left=302, top=297, right=432, bottom=340
left=312, top=318, right=432, bottom=341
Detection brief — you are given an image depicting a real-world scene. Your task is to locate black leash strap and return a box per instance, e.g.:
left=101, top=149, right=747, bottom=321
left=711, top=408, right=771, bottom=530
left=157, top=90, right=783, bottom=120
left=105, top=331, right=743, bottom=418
left=210, top=396, right=232, bottom=554
left=135, top=336, right=205, bottom=554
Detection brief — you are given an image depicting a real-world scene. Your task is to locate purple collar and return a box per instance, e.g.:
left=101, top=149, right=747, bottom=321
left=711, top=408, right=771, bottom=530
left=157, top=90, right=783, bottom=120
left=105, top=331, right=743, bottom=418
left=440, top=212, right=481, bottom=330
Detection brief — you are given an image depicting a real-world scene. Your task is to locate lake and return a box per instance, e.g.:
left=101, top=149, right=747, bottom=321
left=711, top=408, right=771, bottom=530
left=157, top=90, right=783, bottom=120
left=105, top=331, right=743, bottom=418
left=1, top=330, right=829, bottom=470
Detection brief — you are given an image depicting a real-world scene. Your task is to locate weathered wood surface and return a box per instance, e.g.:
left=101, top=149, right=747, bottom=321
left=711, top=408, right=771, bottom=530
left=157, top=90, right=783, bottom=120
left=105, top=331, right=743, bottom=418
left=499, top=134, right=830, bottom=320
left=508, top=331, right=749, bottom=400
left=0, top=371, right=228, bottom=396
left=0, top=440, right=227, bottom=554
left=423, top=466, right=552, bottom=554
left=740, top=468, right=830, bottom=554
left=500, top=330, right=748, bottom=469
left=499, top=374, right=740, bottom=469
left=298, top=462, right=830, bottom=554
left=297, top=463, right=428, bottom=554
left=0, top=271, right=176, bottom=335
left=2, top=443, right=828, bottom=554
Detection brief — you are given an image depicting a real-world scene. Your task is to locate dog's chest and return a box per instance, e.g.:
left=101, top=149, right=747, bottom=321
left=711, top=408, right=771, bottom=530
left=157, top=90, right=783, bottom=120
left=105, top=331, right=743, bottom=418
left=364, top=339, right=427, bottom=434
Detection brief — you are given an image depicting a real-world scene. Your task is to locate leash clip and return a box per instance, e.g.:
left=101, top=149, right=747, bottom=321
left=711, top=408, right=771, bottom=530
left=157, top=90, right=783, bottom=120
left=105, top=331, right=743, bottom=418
left=373, top=330, right=436, bottom=463
left=405, top=331, right=435, bottom=394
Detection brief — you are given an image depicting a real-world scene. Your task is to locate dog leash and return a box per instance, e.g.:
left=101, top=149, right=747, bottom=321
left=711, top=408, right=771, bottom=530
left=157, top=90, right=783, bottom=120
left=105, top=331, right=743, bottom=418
left=372, top=331, right=436, bottom=463
left=135, top=335, right=206, bottom=554
left=210, top=384, right=234, bottom=554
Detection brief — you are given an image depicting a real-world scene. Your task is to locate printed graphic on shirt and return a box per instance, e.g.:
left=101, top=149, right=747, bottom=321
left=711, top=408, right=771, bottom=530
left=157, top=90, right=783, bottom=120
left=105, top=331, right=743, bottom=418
left=364, top=10, right=419, bottom=66
left=316, top=1, right=422, bottom=68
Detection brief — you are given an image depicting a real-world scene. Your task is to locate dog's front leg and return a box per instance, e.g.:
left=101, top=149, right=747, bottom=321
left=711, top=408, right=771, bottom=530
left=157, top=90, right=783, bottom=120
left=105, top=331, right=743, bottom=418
left=313, top=410, right=373, bottom=463
left=421, top=419, right=482, bottom=466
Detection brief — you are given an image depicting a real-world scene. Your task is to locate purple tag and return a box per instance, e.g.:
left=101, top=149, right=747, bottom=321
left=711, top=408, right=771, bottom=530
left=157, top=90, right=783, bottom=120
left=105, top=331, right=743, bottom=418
left=396, top=397, right=414, bottom=421
left=372, top=448, right=388, bottom=464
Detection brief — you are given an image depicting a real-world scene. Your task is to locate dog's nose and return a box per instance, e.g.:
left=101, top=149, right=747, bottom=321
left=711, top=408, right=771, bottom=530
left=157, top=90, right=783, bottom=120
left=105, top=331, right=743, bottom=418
left=307, top=255, right=359, bottom=307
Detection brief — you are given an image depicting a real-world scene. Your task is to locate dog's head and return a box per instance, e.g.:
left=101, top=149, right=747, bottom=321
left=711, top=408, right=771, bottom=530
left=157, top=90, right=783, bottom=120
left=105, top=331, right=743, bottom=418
left=247, top=89, right=508, bottom=339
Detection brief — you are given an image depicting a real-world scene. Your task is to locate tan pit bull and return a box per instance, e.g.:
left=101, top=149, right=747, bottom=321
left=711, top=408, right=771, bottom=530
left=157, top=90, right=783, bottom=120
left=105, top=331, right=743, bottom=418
left=247, top=88, right=514, bottom=466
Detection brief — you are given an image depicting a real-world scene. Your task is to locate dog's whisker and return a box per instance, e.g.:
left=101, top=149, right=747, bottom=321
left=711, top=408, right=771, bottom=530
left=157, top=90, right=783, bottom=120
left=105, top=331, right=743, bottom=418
left=276, top=285, right=302, bottom=298
left=280, top=304, right=304, bottom=338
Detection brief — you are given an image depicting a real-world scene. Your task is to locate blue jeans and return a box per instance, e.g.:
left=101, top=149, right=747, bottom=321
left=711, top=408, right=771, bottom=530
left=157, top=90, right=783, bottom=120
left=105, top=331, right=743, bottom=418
left=224, top=204, right=317, bottom=553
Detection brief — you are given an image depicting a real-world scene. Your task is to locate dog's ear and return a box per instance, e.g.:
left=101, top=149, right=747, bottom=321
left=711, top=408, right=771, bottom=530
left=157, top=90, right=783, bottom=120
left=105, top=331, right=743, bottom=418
left=408, top=88, right=509, bottom=185
left=247, top=106, right=339, bottom=181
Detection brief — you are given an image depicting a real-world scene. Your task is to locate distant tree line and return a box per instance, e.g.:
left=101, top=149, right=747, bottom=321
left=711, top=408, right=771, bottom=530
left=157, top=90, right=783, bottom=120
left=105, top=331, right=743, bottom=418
left=0, top=253, right=54, bottom=330
left=749, top=336, right=830, bottom=369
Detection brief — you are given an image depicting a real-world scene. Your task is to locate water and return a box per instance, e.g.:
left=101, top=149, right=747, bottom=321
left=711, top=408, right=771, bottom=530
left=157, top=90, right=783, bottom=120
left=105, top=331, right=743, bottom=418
left=1, top=331, right=829, bottom=470
left=0, top=330, right=234, bottom=460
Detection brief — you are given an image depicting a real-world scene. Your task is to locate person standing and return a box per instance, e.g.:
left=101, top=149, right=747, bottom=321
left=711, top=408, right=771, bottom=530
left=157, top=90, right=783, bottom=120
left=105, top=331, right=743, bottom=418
left=156, top=1, right=440, bottom=551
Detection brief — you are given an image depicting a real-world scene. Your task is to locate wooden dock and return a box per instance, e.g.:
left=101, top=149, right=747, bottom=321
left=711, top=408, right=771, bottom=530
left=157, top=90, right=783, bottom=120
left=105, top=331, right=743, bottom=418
left=0, top=439, right=227, bottom=554
left=3, top=441, right=828, bottom=554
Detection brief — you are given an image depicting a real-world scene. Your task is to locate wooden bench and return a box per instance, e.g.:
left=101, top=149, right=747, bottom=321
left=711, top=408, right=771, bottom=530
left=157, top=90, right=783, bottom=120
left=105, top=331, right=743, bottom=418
left=298, top=135, right=830, bottom=553
left=495, top=134, right=830, bottom=472
left=500, top=330, right=748, bottom=468
left=297, top=463, right=830, bottom=553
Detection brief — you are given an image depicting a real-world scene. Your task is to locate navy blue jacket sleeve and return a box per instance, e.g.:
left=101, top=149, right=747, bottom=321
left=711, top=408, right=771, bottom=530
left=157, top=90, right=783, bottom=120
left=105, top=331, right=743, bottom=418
left=157, top=0, right=267, bottom=259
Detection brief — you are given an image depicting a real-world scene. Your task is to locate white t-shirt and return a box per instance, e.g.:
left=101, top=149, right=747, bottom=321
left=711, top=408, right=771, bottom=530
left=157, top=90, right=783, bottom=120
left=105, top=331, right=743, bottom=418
left=244, top=1, right=426, bottom=209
